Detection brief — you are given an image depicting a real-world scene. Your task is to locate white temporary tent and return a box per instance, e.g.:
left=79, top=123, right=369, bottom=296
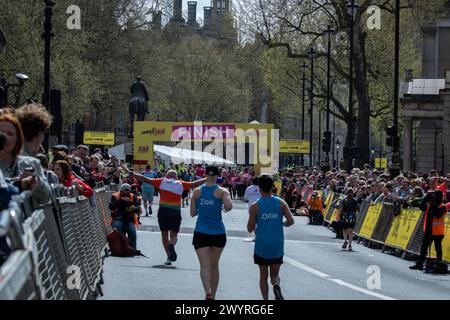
left=108, top=144, right=125, bottom=160
left=154, top=144, right=235, bottom=166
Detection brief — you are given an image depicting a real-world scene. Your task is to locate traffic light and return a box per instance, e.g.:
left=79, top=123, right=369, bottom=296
left=322, top=131, right=332, bottom=153
left=351, top=147, right=360, bottom=159
left=385, top=125, right=399, bottom=147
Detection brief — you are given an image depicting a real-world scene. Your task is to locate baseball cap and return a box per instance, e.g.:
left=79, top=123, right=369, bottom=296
left=52, top=144, right=69, bottom=154
left=120, top=183, right=131, bottom=192
left=206, top=166, right=219, bottom=176
left=216, top=177, right=224, bottom=184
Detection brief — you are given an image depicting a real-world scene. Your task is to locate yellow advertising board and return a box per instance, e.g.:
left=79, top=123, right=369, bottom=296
left=133, top=121, right=275, bottom=169
left=375, top=158, right=388, bottom=169
left=430, top=215, right=450, bottom=262
left=279, top=140, right=310, bottom=154
left=323, top=193, right=336, bottom=221
left=329, top=195, right=344, bottom=223
left=83, top=131, right=115, bottom=146
left=359, top=203, right=383, bottom=239
left=385, top=208, right=422, bottom=250
left=274, top=181, right=282, bottom=196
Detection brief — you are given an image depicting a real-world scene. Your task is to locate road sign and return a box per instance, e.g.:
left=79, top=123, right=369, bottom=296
left=279, top=140, right=310, bottom=154
left=375, top=158, right=388, bottom=169
left=83, top=131, right=115, bottom=146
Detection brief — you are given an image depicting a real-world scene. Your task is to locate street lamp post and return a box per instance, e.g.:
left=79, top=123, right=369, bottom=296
left=390, top=0, right=401, bottom=178
left=318, top=108, right=322, bottom=166
left=379, top=127, right=383, bottom=170
left=307, top=47, right=317, bottom=168
left=346, top=0, right=359, bottom=170
left=371, top=149, right=375, bottom=168
left=43, top=0, right=55, bottom=151
left=300, top=62, right=308, bottom=167
left=323, top=25, right=335, bottom=168
left=336, top=139, right=341, bottom=169
left=0, top=74, right=29, bottom=107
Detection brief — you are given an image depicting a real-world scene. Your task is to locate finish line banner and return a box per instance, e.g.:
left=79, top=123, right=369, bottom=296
left=279, top=140, right=310, bottom=154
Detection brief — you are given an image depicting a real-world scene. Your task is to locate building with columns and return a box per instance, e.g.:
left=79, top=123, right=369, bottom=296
left=401, top=11, right=450, bottom=174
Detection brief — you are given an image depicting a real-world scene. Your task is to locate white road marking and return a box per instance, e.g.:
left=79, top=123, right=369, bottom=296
left=283, top=256, right=397, bottom=300
left=137, top=230, right=396, bottom=300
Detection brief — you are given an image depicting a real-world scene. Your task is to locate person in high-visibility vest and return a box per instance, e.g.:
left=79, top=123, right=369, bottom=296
left=109, top=183, right=141, bottom=249
left=410, top=190, right=447, bottom=270
left=307, top=192, right=323, bottom=225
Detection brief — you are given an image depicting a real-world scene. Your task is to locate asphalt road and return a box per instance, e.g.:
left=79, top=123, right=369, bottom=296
left=100, top=198, right=450, bottom=300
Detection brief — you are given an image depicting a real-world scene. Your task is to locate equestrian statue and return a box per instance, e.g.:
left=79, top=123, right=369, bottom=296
left=128, top=76, right=149, bottom=137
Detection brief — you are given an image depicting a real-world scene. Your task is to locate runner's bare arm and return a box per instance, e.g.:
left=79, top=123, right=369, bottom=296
left=121, top=164, right=155, bottom=185
left=281, top=200, right=294, bottom=227
left=247, top=202, right=258, bottom=233
left=190, top=178, right=207, bottom=189
left=221, top=188, right=233, bottom=212
left=190, top=188, right=200, bottom=217
left=131, top=171, right=154, bottom=184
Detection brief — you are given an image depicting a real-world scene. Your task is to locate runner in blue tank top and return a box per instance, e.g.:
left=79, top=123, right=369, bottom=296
left=190, top=166, right=233, bottom=300
left=247, top=174, right=294, bottom=301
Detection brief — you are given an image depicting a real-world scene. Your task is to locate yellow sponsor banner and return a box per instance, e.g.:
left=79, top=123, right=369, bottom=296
left=375, top=158, right=388, bottom=169
left=385, top=208, right=422, bottom=250
left=83, top=131, right=115, bottom=146
left=359, top=203, right=383, bottom=239
left=274, top=181, right=282, bottom=197
left=329, top=195, right=344, bottom=222
left=279, top=140, right=310, bottom=154
left=429, top=215, right=450, bottom=262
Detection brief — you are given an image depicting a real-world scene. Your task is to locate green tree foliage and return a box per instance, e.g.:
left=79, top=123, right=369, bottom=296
left=0, top=0, right=254, bottom=137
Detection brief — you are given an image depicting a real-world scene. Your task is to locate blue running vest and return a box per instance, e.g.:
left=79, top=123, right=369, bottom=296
left=195, top=185, right=225, bottom=235
left=254, top=196, right=284, bottom=259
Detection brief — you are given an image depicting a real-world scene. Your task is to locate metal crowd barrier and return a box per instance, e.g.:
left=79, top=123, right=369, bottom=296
left=0, top=206, right=42, bottom=300
left=323, top=191, right=450, bottom=263
left=0, top=184, right=117, bottom=300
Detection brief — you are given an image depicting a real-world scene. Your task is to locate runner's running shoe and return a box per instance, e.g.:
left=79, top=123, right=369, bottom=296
left=164, top=258, right=172, bottom=266
left=273, top=284, right=284, bottom=300
left=168, top=243, right=177, bottom=262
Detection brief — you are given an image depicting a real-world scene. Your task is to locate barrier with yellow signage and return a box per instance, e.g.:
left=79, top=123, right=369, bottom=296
left=324, top=192, right=337, bottom=223
left=329, top=195, right=345, bottom=223
left=429, top=215, right=450, bottom=262
left=274, top=181, right=282, bottom=197
left=358, top=203, right=383, bottom=239
left=385, top=208, right=423, bottom=250
left=309, top=190, right=450, bottom=263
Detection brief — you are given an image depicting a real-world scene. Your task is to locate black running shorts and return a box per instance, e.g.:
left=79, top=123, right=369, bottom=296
left=254, top=254, right=284, bottom=266
left=193, top=232, right=227, bottom=250
left=158, top=207, right=182, bottom=233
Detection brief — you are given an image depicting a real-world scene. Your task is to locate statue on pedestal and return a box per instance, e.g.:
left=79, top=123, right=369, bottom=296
left=129, top=76, right=149, bottom=137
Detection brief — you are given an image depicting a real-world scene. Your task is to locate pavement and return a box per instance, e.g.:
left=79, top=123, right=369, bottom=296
left=99, top=197, right=450, bottom=300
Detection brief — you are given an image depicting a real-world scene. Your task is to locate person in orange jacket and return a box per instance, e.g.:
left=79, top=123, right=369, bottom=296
left=410, top=190, right=447, bottom=270
left=307, top=191, right=323, bottom=225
